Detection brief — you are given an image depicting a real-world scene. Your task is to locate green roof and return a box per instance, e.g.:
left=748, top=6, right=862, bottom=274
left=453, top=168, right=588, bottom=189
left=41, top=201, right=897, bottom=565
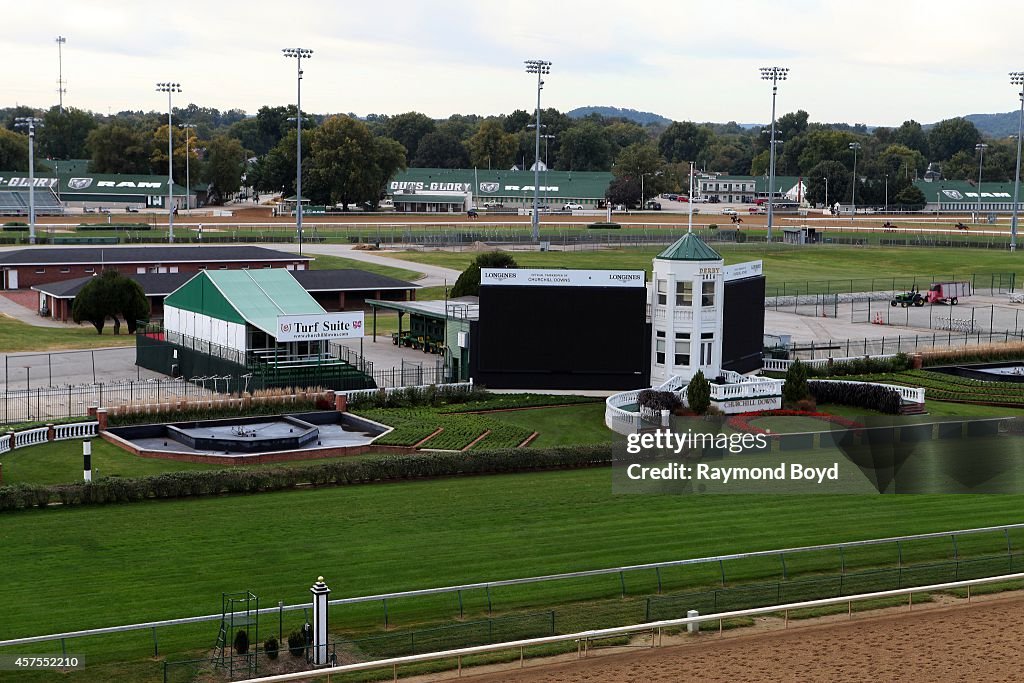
left=657, top=233, right=723, bottom=261
left=388, top=168, right=613, bottom=201
left=166, top=270, right=325, bottom=336
left=914, top=180, right=1020, bottom=205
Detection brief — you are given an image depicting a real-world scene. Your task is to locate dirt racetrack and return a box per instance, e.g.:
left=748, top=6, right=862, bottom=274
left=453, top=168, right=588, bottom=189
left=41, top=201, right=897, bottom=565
left=465, top=594, right=1024, bottom=683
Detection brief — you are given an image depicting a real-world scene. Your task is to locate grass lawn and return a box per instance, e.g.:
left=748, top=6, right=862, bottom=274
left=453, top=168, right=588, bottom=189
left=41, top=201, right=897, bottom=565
left=390, top=245, right=1024, bottom=289
left=484, top=404, right=611, bottom=447
left=305, top=251, right=424, bottom=281
left=0, top=315, right=136, bottom=352
left=3, top=470, right=1024, bottom=681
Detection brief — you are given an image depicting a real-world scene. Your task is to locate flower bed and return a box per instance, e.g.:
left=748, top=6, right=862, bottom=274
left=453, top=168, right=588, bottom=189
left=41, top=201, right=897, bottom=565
left=727, top=410, right=863, bottom=434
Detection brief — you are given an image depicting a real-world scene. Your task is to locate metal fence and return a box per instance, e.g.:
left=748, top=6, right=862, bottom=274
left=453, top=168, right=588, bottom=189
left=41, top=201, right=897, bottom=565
left=852, top=299, right=1024, bottom=336
left=1, top=347, right=151, bottom=391
left=5, top=523, right=1024, bottom=667
left=766, top=273, right=1015, bottom=298
left=771, top=330, right=1024, bottom=361
left=0, top=378, right=216, bottom=426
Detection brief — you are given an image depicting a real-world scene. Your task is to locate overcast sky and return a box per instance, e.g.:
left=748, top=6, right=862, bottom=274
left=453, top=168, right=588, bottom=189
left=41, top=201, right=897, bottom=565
left=5, top=0, right=1022, bottom=128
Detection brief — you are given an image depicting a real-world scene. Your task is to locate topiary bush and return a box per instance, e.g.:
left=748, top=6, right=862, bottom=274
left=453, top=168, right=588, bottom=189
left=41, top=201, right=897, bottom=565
left=264, top=637, right=279, bottom=660
left=783, top=360, right=810, bottom=405
left=686, top=370, right=711, bottom=414
left=233, top=629, right=249, bottom=655
left=287, top=630, right=306, bottom=657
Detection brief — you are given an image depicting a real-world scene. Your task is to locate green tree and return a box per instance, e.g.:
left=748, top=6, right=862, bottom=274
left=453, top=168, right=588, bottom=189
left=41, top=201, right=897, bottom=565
left=805, top=160, right=850, bottom=206
left=308, top=115, right=406, bottom=210
left=927, top=118, right=981, bottom=161
left=72, top=270, right=150, bottom=335
left=782, top=360, right=810, bottom=405
left=686, top=370, right=711, bottom=414
left=796, top=130, right=859, bottom=174
left=248, top=129, right=310, bottom=196
left=412, top=131, right=470, bottom=168
left=38, top=106, right=97, bottom=160
left=385, top=112, right=436, bottom=158
left=894, top=185, right=927, bottom=210
left=658, top=121, right=712, bottom=163
left=558, top=121, right=612, bottom=171
left=450, top=252, right=518, bottom=298
left=86, top=121, right=152, bottom=174
left=150, top=124, right=191, bottom=184
left=892, top=120, right=929, bottom=157
left=0, top=128, right=28, bottom=171
left=503, top=109, right=532, bottom=133
left=466, top=120, right=518, bottom=169
left=203, top=135, right=247, bottom=204
left=613, top=143, right=668, bottom=201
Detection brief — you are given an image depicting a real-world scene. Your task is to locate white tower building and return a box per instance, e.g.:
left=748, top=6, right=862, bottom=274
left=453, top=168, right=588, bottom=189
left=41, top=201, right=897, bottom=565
left=649, top=233, right=725, bottom=386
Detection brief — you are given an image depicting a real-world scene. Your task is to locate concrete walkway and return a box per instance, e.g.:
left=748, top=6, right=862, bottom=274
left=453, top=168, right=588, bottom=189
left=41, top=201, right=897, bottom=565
left=275, top=243, right=463, bottom=287
left=0, top=294, right=67, bottom=328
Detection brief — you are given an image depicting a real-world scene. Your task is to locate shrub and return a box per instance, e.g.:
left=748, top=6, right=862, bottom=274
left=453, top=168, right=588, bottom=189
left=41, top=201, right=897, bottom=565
left=2, top=222, right=28, bottom=231
left=783, top=360, right=810, bottom=405
left=637, top=389, right=682, bottom=413
left=808, top=381, right=902, bottom=415
left=686, top=371, right=711, bottom=414
left=287, top=630, right=306, bottom=657
left=587, top=222, right=621, bottom=229
left=264, top=636, right=279, bottom=660
left=233, top=629, right=249, bottom=655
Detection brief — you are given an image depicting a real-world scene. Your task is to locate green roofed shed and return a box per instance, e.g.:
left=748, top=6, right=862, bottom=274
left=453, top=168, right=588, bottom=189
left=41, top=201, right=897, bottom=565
left=657, top=233, right=722, bottom=261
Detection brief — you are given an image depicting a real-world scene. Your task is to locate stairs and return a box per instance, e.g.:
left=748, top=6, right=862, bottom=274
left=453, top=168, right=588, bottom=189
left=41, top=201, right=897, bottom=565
left=899, top=401, right=927, bottom=416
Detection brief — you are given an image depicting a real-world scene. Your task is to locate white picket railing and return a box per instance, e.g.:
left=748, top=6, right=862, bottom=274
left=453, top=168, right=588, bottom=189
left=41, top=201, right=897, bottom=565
left=53, top=421, right=99, bottom=441
left=341, top=380, right=473, bottom=402
left=763, top=354, right=898, bottom=372
left=234, top=572, right=1024, bottom=683
left=13, top=427, right=49, bottom=449
left=0, top=437, right=10, bottom=455
left=604, top=390, right=643, bottom=434
left=811, top=379, right=926, bottom=404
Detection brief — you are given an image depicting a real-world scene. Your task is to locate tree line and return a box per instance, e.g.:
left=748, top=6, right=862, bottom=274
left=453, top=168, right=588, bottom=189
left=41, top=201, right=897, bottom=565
left=0, top=101, right=1017, bottom=209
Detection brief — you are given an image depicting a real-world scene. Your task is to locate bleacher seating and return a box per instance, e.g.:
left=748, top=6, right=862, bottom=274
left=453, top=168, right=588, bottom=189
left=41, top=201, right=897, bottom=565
left=0, top=188, right=65, bottom=216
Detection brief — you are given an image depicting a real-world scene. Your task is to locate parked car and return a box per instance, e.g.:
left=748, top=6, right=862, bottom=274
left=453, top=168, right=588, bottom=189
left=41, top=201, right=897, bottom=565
left=483, top=202, right=504, bottom=209
left=748, top=206, right=766, bottom=214
left=676, top=195, right=689, bottom=202
left=562, top=203, right=584, bottom=210
left=721, top=207, right=738, bottom=216
left=645, top=201, right=662, bottom=210
left=691, top=196, right=709, bottom=203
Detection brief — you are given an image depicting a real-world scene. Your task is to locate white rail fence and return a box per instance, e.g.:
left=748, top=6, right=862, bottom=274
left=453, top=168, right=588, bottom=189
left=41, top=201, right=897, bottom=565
left=810, top=379, right=926, bottom=404
left=4, top=422, right=98, bottom=452
left=762, top=354, right=898, bottom=372
left=234, top=571, right=1024, bottom=683
left=340, top=381, right=474, bottom=403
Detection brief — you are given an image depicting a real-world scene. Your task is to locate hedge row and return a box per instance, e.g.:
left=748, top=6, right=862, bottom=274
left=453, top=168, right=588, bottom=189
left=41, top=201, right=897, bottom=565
left=0, top=444, right=611, bottom=512
left=77, top=223, right=152, bottom=231
left=805, top=354, right=911, bottom=377
left=808, top=381, right=902, bottom=415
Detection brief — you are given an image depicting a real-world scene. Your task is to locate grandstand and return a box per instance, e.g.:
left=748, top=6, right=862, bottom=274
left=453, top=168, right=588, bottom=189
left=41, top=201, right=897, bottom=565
left=0, top=187, right=65, bottom=217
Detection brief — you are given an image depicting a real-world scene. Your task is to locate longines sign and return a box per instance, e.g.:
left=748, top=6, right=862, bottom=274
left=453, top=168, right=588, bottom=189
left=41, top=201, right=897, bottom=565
left=481, top=268, right=646, bottom=288
left=276, top=313, right=365, bottom=341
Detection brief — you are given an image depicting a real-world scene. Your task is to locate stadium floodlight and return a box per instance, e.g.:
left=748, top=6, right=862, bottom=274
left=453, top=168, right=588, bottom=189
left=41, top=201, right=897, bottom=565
left=283, top=48, right=313, bottom=255
left=156, top=82, right=182, bottom=243
left=13, top=117, right=43, bottom=245
left=525, top=59, right=552, bottom=242
left=1011, top=72, right=1024, bottom=252
left=179, top=124, right=197, bottom=212
left=849, top=142, right=862, bottom=221
left=975, top=143, right=989, bottom=223
left=56, top=36, right=67, bottom=113
left=760, top=66, right=788, bottom=242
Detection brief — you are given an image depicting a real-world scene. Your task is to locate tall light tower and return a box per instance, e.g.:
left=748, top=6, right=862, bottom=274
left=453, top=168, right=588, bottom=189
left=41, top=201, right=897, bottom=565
left=55, top=36, right=67, bottom=113
left=1011, top=72, right=1024, bottom=252
left=14, top=117, right=43, bottom=245
left=823, top=176, right=829, bottom=211
left=975, top=142, right=988, bottom=223
left=525, top=59, right=551, bottom=242
left=283, top=47, right=313, bottom=255
left=156, top=82, right=181, bottom=243
left=541, top=133, right=554, bottom=209
left=760, top=66, right=788, bottom=243
left=179, top=123, right=197, bottom=213
left=849, top=142, right=861, bottom=221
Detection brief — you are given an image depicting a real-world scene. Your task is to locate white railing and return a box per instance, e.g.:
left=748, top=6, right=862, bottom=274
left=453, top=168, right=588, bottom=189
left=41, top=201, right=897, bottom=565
left=234, top=571, right=1024, bottom=683
left=604, top=390, right=643, bottom=434
left=811, top=379, right=926, bottom=404
left=709, top=378, right=784, bottom=400
left=763, top=354, right=898, bottom=372
left=341, top=380, right=473, bottom=402
left=673, top=308, right=693, bottom=323
left=0, top=437, right=9, bottom=455
left=13, top=427, right=48, bottom=449
left=53, top=421, right=99, bottom=441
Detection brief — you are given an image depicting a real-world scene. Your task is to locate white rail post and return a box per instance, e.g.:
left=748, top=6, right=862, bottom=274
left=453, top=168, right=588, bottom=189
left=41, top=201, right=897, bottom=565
left=311, top=576, right=330, bottom=665
left=83, top=439, right=92, bottom=482
left=687, top=609, right=699, bottom=634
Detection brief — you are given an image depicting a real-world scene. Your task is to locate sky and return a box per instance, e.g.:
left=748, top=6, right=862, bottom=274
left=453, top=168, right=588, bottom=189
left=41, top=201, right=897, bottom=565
left=4, top=0, right=1023, bottom=128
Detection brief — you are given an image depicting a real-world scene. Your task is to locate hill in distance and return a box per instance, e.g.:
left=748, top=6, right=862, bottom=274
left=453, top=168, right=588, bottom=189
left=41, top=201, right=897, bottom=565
left=567, top=106, right=672, bottom=126
left=962, top=111, right=1020, bottom=138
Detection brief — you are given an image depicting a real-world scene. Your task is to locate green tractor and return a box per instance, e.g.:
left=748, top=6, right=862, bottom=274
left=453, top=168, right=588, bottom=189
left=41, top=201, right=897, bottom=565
left=891, top=286, right=925, bottom=307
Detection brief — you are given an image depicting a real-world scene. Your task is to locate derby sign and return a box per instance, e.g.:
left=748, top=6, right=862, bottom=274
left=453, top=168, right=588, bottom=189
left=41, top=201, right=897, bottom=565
left=276, top=312, right=365, bottom=341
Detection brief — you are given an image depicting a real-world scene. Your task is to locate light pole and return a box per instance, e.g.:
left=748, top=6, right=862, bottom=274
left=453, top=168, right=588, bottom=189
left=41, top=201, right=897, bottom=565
left=525, top=59, right=551, bottom=242
left=975, top=142, right=988, bottom=223
left=156, top=82, right=181, bottom=243
left=283, top=47, right=313, bottom=256
left=13, top=117, right=43, bottom=245
left=541, top=133, right=554, bottom=209
left=823, top=176, right=828, bottom=211
left=849, top=142, right=861, bottom=221
left=760, top=66, right=788, bottom=242
left=56, top=36, right=67, bottom=113
left=179, top=123, right=196, bottom=214
left=1011, top=72, right=1024, bottom=252
left=884, top=174, right=888, bottom=214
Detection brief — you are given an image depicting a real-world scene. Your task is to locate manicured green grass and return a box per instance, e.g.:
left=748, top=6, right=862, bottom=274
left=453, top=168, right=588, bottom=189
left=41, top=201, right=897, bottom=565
left=304, top=251, right=424, bottom=281
left=484, top=404, right=611, bottom=447
left=390, top=245, right=1024, bottom=288
left=0, top=315, right=136, bottom=352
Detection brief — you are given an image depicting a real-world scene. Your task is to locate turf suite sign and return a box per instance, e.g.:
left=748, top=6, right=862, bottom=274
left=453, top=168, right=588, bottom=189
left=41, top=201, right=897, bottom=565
left=276, top=313, right=364, bottom=341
